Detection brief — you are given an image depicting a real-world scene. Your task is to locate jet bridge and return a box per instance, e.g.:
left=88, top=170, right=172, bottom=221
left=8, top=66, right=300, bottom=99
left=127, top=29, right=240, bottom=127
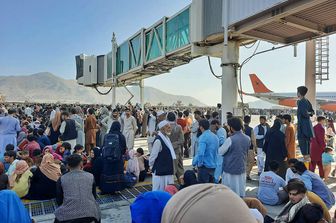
left=75, top=0, right=336, bottom=120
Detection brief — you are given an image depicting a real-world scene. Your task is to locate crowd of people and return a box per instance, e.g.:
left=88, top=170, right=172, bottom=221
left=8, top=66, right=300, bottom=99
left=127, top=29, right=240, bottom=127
left=0, top=86, right=335, bottom=223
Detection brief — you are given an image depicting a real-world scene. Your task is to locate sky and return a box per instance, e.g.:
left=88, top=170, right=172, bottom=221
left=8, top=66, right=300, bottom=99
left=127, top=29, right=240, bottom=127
left=0, top=0, right=335, bottom=106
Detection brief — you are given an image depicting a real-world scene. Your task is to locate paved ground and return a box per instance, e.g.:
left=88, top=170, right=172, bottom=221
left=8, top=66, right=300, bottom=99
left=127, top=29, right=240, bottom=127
left=35, top=126, right=336, bottom=222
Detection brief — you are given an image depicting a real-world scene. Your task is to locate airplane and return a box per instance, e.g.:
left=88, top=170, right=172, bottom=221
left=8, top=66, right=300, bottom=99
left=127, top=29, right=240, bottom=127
left=244, top=74, right=336, bottom=112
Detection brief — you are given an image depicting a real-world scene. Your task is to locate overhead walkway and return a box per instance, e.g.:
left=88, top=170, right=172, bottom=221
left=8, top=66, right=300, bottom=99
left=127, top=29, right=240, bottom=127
left=76, top=0, right=336, bottom=88
left=76, top=0, right=336, bottom=117
left=113, top=6, right=193, bottom=85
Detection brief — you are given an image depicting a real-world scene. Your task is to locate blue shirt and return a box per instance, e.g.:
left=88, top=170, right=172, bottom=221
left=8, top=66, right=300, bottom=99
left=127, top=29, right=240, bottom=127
left=37, top=135, right=51, bottom=149
left=192, top=130, right=219, bottom=168
left=322, top=152, right=334, bottom=165
left=0, top=116, right=21, bottom=135
left=300, top=170, right=335, bottom=209
left=216, top=127, right=227, bottom=147
left=257, top=171, right=286, bottom=205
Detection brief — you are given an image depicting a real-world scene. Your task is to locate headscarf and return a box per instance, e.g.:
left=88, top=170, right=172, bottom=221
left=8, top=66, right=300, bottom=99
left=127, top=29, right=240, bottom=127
left=270, top=119, right=282, bottom=133
left=9, top=160, right=29, bottom=187
left=39, top=153, right=61, bottom=182
left=17, top=131, right=27, bottom=145
left=52, top=111, right=62, bottom=132
left=109, top=121, right=121, bottom=133
left=180, top=170, right=198, bottom=190
left=126, top=149, right=140, bottom=178
left=161, top=184, right=257, bottom=223
left=130, top=191, right=172, bottom=223
left=158, top=133, right=176, bottom=160
left=165, top=185, right=179, bottom=195
left=44, top=145, right=63, bottom=161
left=0, top=190, right=32, bottom=223
left=274, top=196, right=310, bottom=222
left=0, top=162, right=5, bottom=175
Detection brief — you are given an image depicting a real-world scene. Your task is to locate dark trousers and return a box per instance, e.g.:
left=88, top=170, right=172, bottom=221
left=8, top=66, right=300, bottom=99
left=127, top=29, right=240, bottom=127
left=183, top=132, right=191, bottom=157
left=310, top=161, right=324, bottom=178
left=198, top=167, right=215, bottom=183
left=139, top=170, right=146, bottom=182
left=298, top=139, right=310, bottom=155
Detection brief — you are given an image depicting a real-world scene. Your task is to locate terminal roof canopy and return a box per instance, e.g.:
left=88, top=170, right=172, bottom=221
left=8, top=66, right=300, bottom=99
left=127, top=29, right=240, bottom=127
left=229, top=0, right=336, bottom=44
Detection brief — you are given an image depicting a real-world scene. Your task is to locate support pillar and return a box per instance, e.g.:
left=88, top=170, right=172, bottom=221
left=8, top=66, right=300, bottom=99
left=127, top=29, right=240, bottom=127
left=111, top=86, right=116, bottom=109
left=221, top=41, right=239, bottom=124
left=111, top=33, right=118, bottom=109
left=305, top=40, right=316, bottom=111
left=139, top=79, right=144, bottom=110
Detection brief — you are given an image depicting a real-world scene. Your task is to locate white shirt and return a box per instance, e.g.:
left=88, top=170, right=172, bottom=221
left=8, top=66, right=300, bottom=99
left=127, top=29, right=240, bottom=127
left=148, top=114, right=156, bottom=134
left=253, top=125, right=267, bottom=142
left=285, top=168, right=300, bottom=183
left=24, top=107, right=33, bottom=116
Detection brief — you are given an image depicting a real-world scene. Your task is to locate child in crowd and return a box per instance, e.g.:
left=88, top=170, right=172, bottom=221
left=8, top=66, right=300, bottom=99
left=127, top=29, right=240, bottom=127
left=59, top=142, right=72, bottom=165
left=83, top=148, right=95, bottom=172
left=17, top=150, right=34, bottom=168
left=73, top=144, right=87, bottom=165
left=136, top=148, right=149, bottom=182
left=4, top=144, right=15, bottom=171
left=31, top=149, right=43, bottom=172
left=126, top=150, right=140, bottom=179
left=322, top=146, right=334, bottom=181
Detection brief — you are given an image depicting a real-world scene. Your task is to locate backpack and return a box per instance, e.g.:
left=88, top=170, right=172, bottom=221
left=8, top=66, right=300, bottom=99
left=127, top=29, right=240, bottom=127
left=102, top=133, right=121, bottom=161
left=100, top=133, right=126, bottom=193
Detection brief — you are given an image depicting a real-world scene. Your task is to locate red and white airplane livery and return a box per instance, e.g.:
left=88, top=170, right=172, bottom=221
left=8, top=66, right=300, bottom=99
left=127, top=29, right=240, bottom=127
left=244, top=74, right=336, bottom=112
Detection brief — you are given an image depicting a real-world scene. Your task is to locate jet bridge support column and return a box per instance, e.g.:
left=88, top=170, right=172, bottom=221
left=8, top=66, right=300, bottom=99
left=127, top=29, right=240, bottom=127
left=111, top=33, right=118, bottom=109
left=221, top=41, right=239, bottom=124
left=111, top=86, right=116, bottom=109
left=139, top=79, right=144, bottom=110
left=305, top=40, right=316, bottom=111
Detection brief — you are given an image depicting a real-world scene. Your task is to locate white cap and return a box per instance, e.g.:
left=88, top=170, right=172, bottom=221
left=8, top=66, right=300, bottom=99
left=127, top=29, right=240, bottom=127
left=157, top=110, right=166, bottom=116
left=158, top=120, right=169, bottom=129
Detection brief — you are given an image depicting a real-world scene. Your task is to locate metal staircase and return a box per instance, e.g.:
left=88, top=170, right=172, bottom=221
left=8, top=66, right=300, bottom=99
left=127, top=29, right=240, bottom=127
left=315, top=36, right=329, bottom=84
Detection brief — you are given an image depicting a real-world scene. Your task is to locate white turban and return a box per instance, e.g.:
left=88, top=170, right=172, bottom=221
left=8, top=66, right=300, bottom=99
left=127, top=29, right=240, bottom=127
left=158, top=120, right=169, bottom=129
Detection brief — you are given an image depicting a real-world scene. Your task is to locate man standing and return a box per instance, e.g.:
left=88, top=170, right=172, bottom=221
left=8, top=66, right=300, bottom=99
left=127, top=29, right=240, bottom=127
left=60, top=111, right=78, bottom=153
left=219, top=117, right=250, bottom=197
left=283, top=114, right=296, bottom=159
left=84, top=109, right=97, bottom=153
left=167, top=112, right=184, bottom=183
left=149, top=120, right=176, bottom=191
left=147, top=110, right=157, bottom=154
left=210, top=119, right=226, bottom=183
left=122, top=108, right=137, bottom=150
left=70, top=107, right=85, bottom=147
left=254, top=116, right=268, bottom=176
left=192, top=119, right=219, bottom=183
left=183, top=110, right=192, bottom=158
left=243, top=116, right=257, bottom=181
left=297, top=86, right=314, bottom=162
left=310, top=116, right=326, bottom=178
left=190, top=110, right=201, bottom=157
left=0, top=108, right=21, bottom=159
